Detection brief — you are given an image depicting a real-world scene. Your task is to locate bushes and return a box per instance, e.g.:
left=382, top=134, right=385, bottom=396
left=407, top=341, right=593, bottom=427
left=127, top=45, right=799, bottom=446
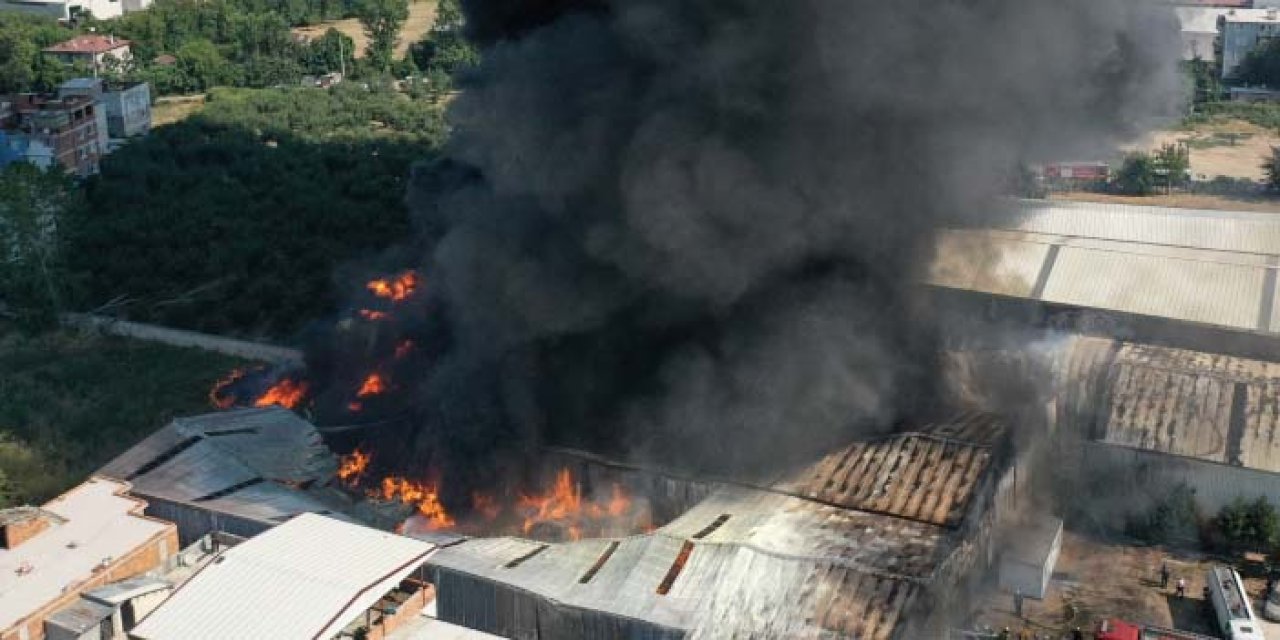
left=1213, top=497, right=1280, bottom=553
left=1129, top=484, right=1202, bottom=547
left=1128, top=487, right=1280, bottom=558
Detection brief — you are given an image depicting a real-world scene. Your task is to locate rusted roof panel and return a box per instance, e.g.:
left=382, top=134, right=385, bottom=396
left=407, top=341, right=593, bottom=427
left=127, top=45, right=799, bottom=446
left=777, top=413, right=1004, bottom=527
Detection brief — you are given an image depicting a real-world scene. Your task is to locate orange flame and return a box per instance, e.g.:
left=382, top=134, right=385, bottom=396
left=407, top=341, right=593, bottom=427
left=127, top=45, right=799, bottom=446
left=209, top=369, right=247, bottom=409
left=374, top=476, right=455, bottom=530
left=337, top=448, right=371, bottom=486
left=516, top=468, right=636, bottom=541
left=367, top=271, right=420, bottom=303
left=472, top=492, right=501, bottom=520
left=347, top=401, right=363, bottom=412
left=394, top=340, right=415, bottom=359
left=253, top=378, right=309, bottom=409
left=357, top=373, right=387, bottom=398
left=358, top=309, right=388, bottom=321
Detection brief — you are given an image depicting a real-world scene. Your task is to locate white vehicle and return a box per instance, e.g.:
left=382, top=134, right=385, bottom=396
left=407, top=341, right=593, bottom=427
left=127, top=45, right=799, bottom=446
left=1206, top=565, right=1267, bottom=640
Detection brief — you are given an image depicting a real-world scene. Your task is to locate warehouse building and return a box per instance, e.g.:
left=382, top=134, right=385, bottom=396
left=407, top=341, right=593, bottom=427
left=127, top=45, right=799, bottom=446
left=428, top=413, right=1020, bottom=640
left=130, top=513, right=439, bottom=640
left=1056, top=336, right=1280, bottom=519
left=97, top=408, right=355, bottom=545
left=930, top=200, right=1280, bottom=359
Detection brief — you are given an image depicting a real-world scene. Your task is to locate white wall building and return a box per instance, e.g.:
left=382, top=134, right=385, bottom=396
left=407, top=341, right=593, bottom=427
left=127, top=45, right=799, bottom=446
left=1177, top=7, right=1231, bottom=62
left=1219, top=8, right=1280, bottom=79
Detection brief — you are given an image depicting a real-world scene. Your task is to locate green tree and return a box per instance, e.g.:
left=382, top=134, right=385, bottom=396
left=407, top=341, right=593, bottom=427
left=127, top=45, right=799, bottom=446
left=0, top=163, right=76, bottom=328
left=1216, top=497, right=1280, bottom=552
left=1154, top=143, right=1190, bottom=191
left=1233, top=37, right=1280, bottom=89
left=355, top=0, right=408, bottom=73
left=1130, top=484, right=1202, bottom=547
left=177, top=38, right=235, bottom=91
left=410, top=0, right=478, bottom=84
left=1265, top=147, right=1280, bottom=192
left=1115, top=152, right=1157, bottom=196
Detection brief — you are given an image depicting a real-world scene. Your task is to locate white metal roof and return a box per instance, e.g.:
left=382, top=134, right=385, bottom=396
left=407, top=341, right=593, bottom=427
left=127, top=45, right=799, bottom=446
left=0, top=477, right=173, bottom=633
left=1177, top=6, right=1234, bottom=34
left=130, top=513, right=435, bottom=640
left=930, top=200, right=1280, bottom=334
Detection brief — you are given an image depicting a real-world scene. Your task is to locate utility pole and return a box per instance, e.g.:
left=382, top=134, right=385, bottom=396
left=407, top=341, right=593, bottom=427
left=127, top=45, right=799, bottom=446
left=338, top=34, right=346, bottom=78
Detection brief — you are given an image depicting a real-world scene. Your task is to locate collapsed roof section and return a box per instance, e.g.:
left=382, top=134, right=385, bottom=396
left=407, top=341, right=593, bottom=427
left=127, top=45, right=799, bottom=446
left=429, top=413, right=1012, bottom=640
left=97, top=408, right=352, bottom=542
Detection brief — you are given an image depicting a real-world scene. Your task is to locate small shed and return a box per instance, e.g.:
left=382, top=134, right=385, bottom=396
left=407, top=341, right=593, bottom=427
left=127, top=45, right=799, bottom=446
left=998, top=516, right=1063, bottom=599
left=44, top=599, right=113, bottom=640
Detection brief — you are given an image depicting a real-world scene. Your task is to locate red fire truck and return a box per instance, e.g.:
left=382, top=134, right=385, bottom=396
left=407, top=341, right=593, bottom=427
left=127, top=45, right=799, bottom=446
left=1094, top=618, right=1218, bottom=640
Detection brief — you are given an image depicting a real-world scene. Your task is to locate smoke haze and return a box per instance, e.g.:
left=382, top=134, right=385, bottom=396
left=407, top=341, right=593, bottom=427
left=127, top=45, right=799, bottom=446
left=385, top=0, right=1183, bottom=498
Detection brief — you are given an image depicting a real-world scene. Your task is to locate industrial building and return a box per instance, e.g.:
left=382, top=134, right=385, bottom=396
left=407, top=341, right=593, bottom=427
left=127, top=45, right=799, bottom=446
left=0, top=478, right=178, bottom=640
left=97, top=408, right=354, bottom=545
left=428, top=413, right=1020, bottom=640
left=930, top=200, right=1280, bottom=359
left=129, top=513, right=438, bottom=640
left=1055, top=335, right=1280, bottom=518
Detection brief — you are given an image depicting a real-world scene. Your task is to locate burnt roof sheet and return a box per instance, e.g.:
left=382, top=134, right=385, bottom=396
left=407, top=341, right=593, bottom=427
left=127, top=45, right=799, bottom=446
left=776, top=412, right=1004, bottom=527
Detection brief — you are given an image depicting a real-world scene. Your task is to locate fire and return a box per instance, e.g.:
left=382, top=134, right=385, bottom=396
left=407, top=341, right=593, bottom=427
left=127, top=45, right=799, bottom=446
left=374, top=476, right=455, bottom=530
left=337, top=448, right=370, bottom=486
left=358, top=309, right=388, bottom=321
left=472, top=492, right=501, bottom=520
left=367, top=271, right=420, bottom=302
left=209, top=369, right=247, bottom=409
left=519, top=468, right=582, bottom=535
left=253, top=378, right=309, bottom=409
left=357, top=373, right=387, bottom=398
left=515, top=469, right=640, bottom=541
left=394, top=340, right=415, bottom=359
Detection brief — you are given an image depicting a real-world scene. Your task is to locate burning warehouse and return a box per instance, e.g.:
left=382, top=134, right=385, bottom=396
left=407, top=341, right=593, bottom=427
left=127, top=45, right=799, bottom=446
left=425, top=413, right=1019, bottom=640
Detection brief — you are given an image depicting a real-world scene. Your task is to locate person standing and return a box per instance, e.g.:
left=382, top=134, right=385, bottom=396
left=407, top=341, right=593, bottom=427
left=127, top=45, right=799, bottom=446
left=1176, top=577, right=1187, bottom=598
left=1014, top=589, right=1024, bottom=617
left=1160, top=561, right=1170, bottom=589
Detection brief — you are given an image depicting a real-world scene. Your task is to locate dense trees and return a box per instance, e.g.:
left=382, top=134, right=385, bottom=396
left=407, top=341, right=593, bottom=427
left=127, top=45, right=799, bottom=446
left=0, top=163, right=77, bottom=328
left=63, top=86, right=446, bottom=337
left=411, top=0, right=478, bottom=91
left=0, top=14, right=84, bottom=94
left=356, top=0, right=409, bottom=73
left=1233, top=38, right=1280, bottom=90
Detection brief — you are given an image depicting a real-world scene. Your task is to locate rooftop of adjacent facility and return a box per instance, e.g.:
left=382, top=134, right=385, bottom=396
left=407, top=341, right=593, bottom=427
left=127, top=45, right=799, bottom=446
left=0, top=477, right=173, bottom=632
left=43, top=35, right=131, bottom=55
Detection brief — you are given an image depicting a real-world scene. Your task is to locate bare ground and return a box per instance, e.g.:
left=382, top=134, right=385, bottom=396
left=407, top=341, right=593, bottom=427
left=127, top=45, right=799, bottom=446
left=1132, top=119, right=1279, bottom=182
left=151, top=94, right=207, bottom=127
left=971, top=531, right=1225, bottom=638
left=291, top=0, right=437, bottom=61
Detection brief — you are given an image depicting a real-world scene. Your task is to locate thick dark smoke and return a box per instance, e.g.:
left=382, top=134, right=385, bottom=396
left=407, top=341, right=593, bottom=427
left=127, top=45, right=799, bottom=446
left=371, top=0, right=1182, bottom=501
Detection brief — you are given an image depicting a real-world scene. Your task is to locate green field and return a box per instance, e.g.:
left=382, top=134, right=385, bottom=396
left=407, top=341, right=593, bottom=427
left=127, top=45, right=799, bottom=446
left=0, top=329, right=251, bottom=505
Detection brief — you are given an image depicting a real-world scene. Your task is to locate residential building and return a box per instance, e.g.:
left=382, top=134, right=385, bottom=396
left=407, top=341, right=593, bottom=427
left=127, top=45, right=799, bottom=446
left=0, top=93, right=104, bottom=177
left=45, top=578, right=172, bottom=640
left=129, top=513, right=437, bottom=640
left=0, top=478, right=178, bottom=640
left=59, top=78, right=151, bottom=140
left=42, top=36, right=131, bottom=74
left=0, top=0, right=125, bottom=21
left=1177, top=6, right=1232, bottom=61
left=1219, top=8, right=1280, bottom=78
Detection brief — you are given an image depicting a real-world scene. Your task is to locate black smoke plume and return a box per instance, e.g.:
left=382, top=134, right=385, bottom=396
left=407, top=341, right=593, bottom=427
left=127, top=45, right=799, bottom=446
left=327, top=0, right=1182, bottom=505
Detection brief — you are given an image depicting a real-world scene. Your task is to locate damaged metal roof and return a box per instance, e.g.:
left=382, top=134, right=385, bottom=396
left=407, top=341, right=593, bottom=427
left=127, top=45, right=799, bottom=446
left=429, top=415, right=1007, bottom=640
left=96, top=408, right=350, bottom=530
left=1060, top=337, right=1280, bottom=473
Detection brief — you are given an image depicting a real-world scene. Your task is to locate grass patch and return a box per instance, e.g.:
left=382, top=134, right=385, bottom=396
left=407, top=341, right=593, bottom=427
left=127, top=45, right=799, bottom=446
left=0, top=329, right=252, bottom=505
left=1189, top=101, right=1280, bottom=130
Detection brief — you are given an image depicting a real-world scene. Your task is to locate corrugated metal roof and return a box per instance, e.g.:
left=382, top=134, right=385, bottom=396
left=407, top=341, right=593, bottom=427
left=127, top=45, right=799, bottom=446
left=776, top=413, right=1003, bottom=527
left=429, top=414, right=1006, bottom=639
left=84, top=576, right=170, bottom=605
left=130, top=513, right=435, bottom=640
left=1059, top=337, right=1280, bottom=474
left=45, top=597, right=113, bottom=634
left=96, top=408, right=348, bottom=528
left=930, top=201, right=1280, bottom=334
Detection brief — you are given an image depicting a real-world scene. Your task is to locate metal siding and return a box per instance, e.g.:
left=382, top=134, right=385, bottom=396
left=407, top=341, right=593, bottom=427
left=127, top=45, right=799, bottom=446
left=929, top=231, right=1048, bottom=298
